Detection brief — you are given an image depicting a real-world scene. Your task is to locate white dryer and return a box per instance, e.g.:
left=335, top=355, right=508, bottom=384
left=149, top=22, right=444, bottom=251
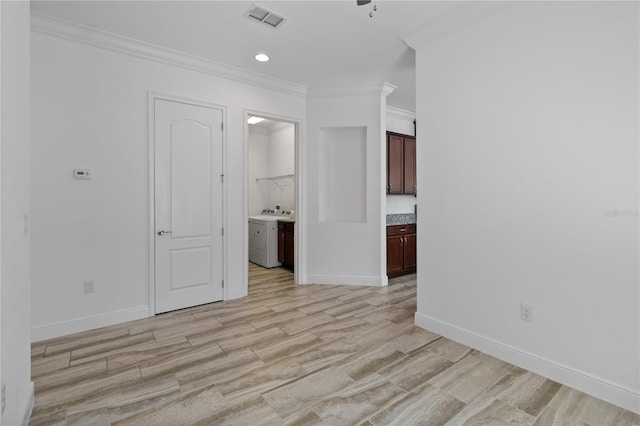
left=249, top=208, right=294, bottom=268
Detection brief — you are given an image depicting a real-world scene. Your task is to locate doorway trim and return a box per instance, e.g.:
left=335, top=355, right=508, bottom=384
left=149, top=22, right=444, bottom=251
left=243, top=109, right=305, bottom=293
left=147, top=91, right=228, bottom=316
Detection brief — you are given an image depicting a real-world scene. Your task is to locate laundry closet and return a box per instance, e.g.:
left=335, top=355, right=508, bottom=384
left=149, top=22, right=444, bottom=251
left=247, top=117, right=296, bottom=270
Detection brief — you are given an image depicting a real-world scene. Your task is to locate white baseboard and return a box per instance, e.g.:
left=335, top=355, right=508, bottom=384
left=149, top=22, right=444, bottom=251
left=415, top=313, right=640, bottom=415
left=19, top=381, right=34, bottom=426
left=31, top=305, right=149, bottom=342
left=305, top=274, right=386, bottom=287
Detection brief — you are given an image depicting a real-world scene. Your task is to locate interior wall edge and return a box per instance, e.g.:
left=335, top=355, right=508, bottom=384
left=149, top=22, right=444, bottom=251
left=415, top=312, right=640, bottom=415
left=18, top=382, right=34, bottom=426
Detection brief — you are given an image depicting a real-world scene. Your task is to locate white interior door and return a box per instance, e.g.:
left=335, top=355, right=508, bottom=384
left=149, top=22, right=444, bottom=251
left=154, top=98, right=223, bottom=314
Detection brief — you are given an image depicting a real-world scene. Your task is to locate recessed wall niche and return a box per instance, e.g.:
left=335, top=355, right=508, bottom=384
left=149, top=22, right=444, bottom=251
left=318, top=126, right=367, bottom=222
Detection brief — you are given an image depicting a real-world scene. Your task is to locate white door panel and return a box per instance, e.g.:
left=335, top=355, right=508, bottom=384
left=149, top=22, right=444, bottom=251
left=169, top=246, right=212, bottom=290
left=171, top=121, right=212, bottom=238
left=155, top=98, right=223, bottom=313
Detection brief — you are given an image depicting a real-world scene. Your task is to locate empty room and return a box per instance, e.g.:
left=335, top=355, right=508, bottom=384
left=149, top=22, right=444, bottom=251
left=1, top=1, right=638, bottom=425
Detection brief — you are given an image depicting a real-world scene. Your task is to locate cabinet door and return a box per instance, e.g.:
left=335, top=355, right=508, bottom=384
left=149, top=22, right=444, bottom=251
left=387, top=135, right=404, bottom=194
left=284, top=231, right=295, bottom=267
left=277, top=228, right=285, bottom=264
left=403, top=233, right=416, bottom=272
left=387, top=235, right=404, bottom=277
left=403, top=137, right=416, bottom=195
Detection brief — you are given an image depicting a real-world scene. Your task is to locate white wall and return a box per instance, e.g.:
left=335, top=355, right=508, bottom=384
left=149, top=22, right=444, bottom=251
left=386, top=195, right=416, bottom=215
left=412, top=2, right=639, bottom=413
left=318, top=126, right=367, bottom=223
left=268, top=124, right=295, bottom=210
left=386, top=107, right=416, bottom=215
left=1, top=1, right=34, bottom=424
left=248, top=123, right=295, bottom=215
left=31, top=30, right=305, bottom=340
left=248, top=126, right=270, bottom=215
left=304, top=87, right=390, bottom=286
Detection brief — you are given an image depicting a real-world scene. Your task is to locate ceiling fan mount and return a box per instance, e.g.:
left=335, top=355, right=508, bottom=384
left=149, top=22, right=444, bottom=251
left=357, top=0, right=378, bottom=18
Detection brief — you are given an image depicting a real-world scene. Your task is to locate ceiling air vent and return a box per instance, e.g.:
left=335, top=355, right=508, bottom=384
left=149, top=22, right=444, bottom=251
left=246, top=3, right=287, bottom=29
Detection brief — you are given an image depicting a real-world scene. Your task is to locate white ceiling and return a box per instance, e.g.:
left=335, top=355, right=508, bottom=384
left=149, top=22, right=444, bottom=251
left=31, top=1, right=463, bottom=111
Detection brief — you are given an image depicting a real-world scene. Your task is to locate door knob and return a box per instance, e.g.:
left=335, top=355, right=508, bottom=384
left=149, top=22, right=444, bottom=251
left=158, top=230, right=172, bottom=236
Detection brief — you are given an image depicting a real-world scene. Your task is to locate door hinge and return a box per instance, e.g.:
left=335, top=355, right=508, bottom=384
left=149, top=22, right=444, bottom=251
left=221, top=227, right=224, bottom=236
left=221, top=174, right=224, bottom=183
left=222, top=279, right=224, bottom=288
left=221, top=122, right=224, bottom=131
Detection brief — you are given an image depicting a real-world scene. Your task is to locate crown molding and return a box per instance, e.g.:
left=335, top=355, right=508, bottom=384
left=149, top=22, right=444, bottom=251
left=307, top=82, right=397, bottom=99
left=30, top=12, right=307, bottom=98
left=386, top=106, right=415, bottom=121
left=381, top=82, right=397, bottom=97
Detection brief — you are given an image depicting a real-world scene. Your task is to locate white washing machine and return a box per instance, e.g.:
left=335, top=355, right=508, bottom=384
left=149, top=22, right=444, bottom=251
left=249, top=208, right=294, bottom=268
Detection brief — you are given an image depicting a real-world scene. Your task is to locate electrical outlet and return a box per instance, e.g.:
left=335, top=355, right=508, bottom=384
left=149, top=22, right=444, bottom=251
left=84, top=280, right=95, bottom=294
left=2, top=384, right=6, bottom=414
left=521, top=303, right=534, bottom=322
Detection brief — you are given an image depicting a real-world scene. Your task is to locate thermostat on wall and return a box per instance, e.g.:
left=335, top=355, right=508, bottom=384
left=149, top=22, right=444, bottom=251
left=73, top=169, right=92, bottom=180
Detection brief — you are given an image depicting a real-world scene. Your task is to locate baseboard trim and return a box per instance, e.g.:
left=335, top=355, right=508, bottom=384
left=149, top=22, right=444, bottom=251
left=19, top=381, right=34, bottom=426
left=306, top=274, right=386, bottom=287
left=31, top=305, right=149, bottom=342
left=414, top=313, right=640, bottom=415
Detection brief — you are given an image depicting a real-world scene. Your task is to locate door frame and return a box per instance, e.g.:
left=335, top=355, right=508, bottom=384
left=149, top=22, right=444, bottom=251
left=243, top=109, right=305, bottom=291
left=147, top=92, right=228, bottom=315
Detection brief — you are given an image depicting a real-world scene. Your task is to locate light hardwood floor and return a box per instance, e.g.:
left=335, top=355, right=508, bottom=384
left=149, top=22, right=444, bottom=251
left=30, top=264, right=639, bottom=425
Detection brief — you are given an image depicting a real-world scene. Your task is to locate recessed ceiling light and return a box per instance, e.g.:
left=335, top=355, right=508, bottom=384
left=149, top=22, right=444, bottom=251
left=248, top=116, right=265, bottom=125
left=255, top=53, right=269, bottom=62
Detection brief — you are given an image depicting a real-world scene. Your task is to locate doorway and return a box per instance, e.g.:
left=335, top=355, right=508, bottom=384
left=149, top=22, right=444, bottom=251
left=245, top=113, right=300, bottom=290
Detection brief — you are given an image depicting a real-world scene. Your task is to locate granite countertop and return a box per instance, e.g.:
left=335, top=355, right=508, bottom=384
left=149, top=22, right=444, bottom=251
left=386, top=213, right=416, bottom=226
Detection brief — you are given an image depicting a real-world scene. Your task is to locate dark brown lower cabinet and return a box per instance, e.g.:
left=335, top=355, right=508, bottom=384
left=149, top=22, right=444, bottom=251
left=278, top=221, right=295, bottom=269
left=387, top=224, right=416, bottom=278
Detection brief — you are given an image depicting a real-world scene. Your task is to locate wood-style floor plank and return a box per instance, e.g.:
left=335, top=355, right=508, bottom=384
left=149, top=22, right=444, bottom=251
left=30, top=263, right=640, bottom=425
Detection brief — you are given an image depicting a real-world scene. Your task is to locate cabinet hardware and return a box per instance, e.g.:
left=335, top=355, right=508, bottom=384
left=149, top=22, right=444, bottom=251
left=400, top=228, right=406, bottom=232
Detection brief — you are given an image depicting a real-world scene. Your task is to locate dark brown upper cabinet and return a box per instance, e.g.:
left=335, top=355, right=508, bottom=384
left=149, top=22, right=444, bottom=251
left=386, top=132, right=416, bottom=195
